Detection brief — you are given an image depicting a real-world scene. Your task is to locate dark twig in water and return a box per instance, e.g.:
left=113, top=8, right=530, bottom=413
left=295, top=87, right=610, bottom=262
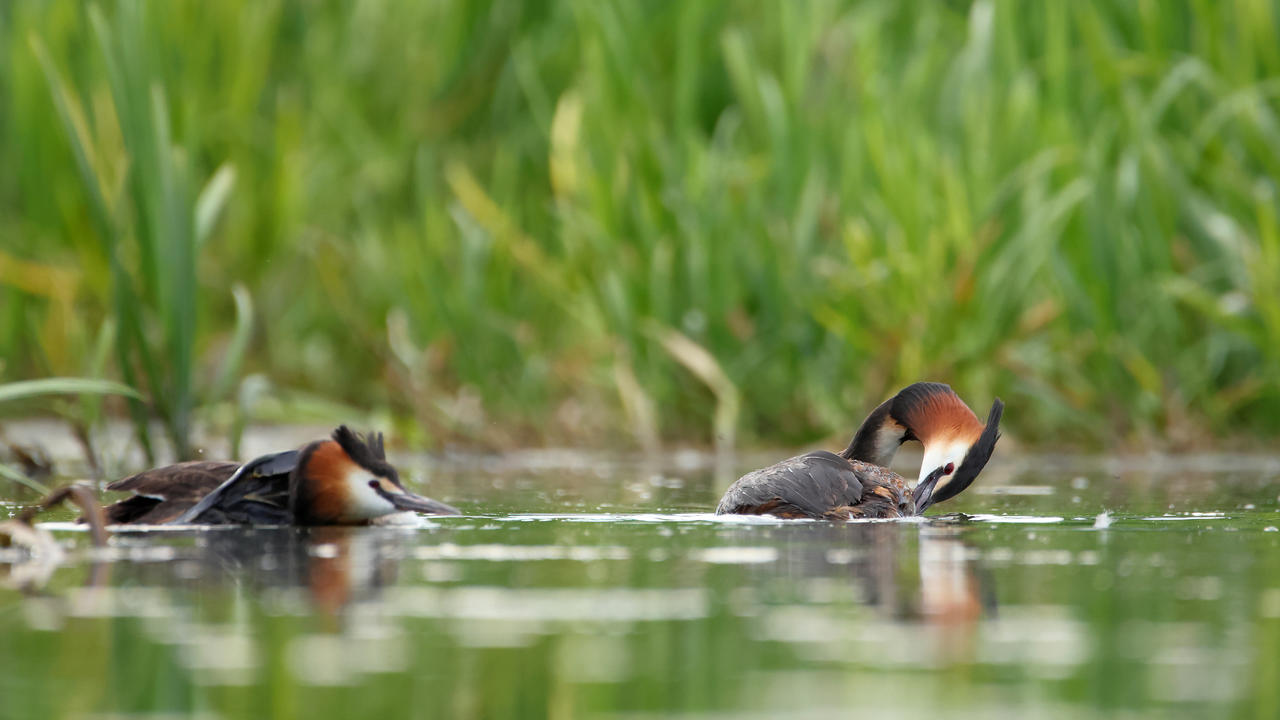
left=11, top=483, right=108, bottom=548
left=2, top=482, right=111, bottom=593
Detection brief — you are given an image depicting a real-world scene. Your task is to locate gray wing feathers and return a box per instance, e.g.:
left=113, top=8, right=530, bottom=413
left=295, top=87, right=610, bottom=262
left=107, top=461, right=240, bottom=497
left=716, top=451, right=866, bottom=518
left=169, top=450, right=299, bottom=524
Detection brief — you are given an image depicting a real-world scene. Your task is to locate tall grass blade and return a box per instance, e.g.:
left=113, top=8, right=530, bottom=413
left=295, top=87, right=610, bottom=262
left=195, top=163, right=236, bottom=247
left=209, top=284, right=254, bottom=404
left=0, top=377, right=141, bottom=404
left=652, top=325, right=739, bottom=453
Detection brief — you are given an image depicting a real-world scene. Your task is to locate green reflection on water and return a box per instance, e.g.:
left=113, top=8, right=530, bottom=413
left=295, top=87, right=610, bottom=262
left=3, top=458, right=1280, bottom=719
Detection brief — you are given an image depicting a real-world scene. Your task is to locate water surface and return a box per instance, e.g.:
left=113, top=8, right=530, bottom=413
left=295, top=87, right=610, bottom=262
left=3, top=452, right=1280, bottom=719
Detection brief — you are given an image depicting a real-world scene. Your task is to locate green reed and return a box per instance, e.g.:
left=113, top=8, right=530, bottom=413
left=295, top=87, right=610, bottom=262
left=17, top=2, right=249, bottom=460
left=3, top=0, right=1279, bottom=450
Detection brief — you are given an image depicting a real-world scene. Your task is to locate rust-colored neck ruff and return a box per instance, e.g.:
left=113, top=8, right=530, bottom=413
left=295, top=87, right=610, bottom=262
left=893, top=383, right=984, bottom=447
left=295, top=440, right=359, bottom=523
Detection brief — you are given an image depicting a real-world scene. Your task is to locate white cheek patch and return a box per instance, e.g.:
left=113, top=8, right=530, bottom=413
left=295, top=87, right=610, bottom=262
left=345, top=469, right=399, bottom=520
left=918, top=441, right=968, bottom=489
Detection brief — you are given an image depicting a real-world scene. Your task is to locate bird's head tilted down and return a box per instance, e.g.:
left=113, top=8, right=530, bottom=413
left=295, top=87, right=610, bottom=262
left=289, top=426, right=460, bottom=524
left=896, top=383, right=1003, bottom=513
left=843, top=382, right=1003, bottom=513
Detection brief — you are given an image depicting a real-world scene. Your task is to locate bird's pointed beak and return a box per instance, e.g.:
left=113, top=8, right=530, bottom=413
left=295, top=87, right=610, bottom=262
left=913, top=465, right=947, bottom=515
left=388, top=490, right=461, bottom=516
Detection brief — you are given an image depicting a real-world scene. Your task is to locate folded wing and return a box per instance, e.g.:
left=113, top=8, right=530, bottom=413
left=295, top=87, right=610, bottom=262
left=170, top=450, right=300, bottom=525
left=105, top=461, right=241, bottom=524
left=717, top=451, right=877, bottom=518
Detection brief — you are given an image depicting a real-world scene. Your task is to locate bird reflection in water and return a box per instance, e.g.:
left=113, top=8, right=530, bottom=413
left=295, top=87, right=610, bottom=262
left=225, top=527, right=407, bottom=623
left=302, top=527, right=405, bottom=621
left=918, top=527, right=996, bottom=661
left=1, top=486, right=410, bottom=627
left=749, top=522, right=994, bottom=663
left=102, top=526, right=411, bottom=626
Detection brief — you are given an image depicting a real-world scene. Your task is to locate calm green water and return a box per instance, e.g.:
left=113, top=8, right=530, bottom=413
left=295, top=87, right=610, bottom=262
left=4, top=453, right=1280, bottom=719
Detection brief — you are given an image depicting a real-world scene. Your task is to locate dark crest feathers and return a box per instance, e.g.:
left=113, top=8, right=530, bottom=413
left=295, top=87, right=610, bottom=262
left=332, top=426, right=397, bottom=482
left=891, top=382, right=952, bottom=409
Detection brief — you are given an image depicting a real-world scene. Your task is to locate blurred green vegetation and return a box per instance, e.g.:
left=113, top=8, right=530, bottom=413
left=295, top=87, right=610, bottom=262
left=3, top=0, right=1280, bottom=452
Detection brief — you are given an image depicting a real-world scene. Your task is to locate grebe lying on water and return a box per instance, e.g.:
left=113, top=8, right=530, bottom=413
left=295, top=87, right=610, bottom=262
left=101, top=426, right=459, bottom=525
left=716, top=383, right=1003, bottom=520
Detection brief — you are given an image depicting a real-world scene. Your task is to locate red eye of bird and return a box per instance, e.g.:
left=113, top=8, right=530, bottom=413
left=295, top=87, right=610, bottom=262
left=944, top=462, right=955, bottom=475
left=368, top=480, right=380, bottom=490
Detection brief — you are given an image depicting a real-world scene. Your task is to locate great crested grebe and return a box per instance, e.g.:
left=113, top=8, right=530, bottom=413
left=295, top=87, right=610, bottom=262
left=101, top=426, right=460, bottom=525
left=716, top=383, right=1003, bottom=520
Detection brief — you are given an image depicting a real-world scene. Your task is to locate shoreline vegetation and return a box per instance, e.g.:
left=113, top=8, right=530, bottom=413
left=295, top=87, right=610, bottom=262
left=3, top=2, right=1280, bottom=459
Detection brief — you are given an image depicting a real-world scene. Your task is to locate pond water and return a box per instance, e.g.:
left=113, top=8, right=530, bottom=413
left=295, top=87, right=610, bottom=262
left=4, top=451, right=1280, bottom=719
